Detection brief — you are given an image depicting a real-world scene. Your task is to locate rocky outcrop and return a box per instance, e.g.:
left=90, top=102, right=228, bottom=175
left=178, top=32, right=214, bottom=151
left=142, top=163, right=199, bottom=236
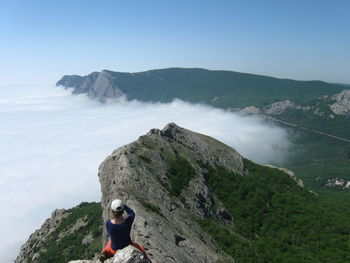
left=242, top=101, right=311, bottom=116
left=262, top=100, right=308, bottom=115
left=242, top=106, right=260, bottom=114
left=56, top=71, right=125, bottom=101
left=263, top=100, right=296, bottom=115
left=15, top=202, right=102, bottom=263
left=15, top=209, right=70, bottom=263
left=326, top=178, right=350, bottom=189
left=330, top=90, right=350, bottom=115
left=98, top=123, right=242, bottom=263
left=68, top=246, right=147, bottom=263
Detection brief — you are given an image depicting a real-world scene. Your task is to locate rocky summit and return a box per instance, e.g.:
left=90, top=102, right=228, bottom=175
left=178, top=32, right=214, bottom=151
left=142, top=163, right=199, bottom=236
left=97, top=122, right=245, bottom=263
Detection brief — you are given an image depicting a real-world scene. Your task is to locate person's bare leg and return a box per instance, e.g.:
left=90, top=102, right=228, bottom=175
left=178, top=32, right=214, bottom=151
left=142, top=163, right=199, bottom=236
left=132, top=241, right=152, bottom=262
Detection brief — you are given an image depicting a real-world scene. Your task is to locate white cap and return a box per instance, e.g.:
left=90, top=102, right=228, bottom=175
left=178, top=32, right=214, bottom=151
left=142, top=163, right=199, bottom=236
left=111, top=199, right=124, bottom=212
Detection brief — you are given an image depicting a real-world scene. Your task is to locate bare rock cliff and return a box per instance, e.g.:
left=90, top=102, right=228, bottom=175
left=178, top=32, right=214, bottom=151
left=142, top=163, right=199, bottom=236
left=56, top=71, right=125, bottom=101
left=330, top=90, right=350, bottom=115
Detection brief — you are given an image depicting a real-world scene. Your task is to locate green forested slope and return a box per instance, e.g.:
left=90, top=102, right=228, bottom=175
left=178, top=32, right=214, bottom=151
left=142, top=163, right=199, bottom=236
left=105, top=68, right=344, bottom=108
left=200, top=160, right=350, bottom=263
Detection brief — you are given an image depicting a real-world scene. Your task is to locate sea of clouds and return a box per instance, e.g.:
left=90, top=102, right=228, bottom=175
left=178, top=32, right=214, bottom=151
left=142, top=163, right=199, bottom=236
left=0, top=83, right=293, bottom=262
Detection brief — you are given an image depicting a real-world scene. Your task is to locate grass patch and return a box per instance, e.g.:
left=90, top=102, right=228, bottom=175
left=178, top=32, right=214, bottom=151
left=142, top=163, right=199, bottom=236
left=140, top=201, right=163, bottom=216
left=137, top=154, right=152, bottom=164
left=167, top=155, right=196, bottom=196
left=140, top=137, right=156, bottom=150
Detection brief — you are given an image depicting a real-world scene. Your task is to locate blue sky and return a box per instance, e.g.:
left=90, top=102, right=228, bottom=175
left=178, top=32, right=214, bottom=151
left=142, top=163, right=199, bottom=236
left=0, top=0, right=349, bottom=83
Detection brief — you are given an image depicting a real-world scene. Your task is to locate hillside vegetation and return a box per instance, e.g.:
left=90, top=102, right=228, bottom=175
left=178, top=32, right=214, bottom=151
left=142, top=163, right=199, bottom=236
left=105, top=68, right=345, bottom=108
left=23, top=202, right=102, bottom=263
left=200, top=160, right=350, bottom=263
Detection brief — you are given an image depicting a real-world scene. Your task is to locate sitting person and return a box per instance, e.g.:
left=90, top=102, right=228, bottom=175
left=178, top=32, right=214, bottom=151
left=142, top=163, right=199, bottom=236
left=100, top=199, right=152, bottom=262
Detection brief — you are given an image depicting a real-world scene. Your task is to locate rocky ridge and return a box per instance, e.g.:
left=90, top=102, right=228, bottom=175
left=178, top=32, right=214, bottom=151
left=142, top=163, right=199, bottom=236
left=97, top=123, right=244, bottom=263
left=16, top=123, right=245, bottom=263
left=56, top=68, right=346, bottom=110
left=56, top=70, right=349, bottom=117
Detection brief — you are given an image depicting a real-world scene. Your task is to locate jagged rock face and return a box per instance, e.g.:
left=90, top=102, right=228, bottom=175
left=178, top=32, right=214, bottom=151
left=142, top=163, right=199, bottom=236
left=15, top=209, right=69, bottom=263
left=98, top=123, right=243, bottom=263
left=330, top=90, right=350, bottom=115
left=56, top=71, right=125, bottom=101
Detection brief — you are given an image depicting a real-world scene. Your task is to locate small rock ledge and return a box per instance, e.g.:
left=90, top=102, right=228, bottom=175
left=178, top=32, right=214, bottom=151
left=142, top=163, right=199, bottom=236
left=68, top=246, right=147, bottom=263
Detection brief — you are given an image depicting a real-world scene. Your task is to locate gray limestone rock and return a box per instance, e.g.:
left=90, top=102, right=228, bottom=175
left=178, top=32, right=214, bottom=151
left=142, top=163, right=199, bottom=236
left=98, top=123, right=240, bottom=263
left=330, top=90, right=350, bottom=115
left=56, top=71, right=125, bottom=101
left=263, top=100, right=296, bottom=115
left=68, top=246, right=147, bottom=263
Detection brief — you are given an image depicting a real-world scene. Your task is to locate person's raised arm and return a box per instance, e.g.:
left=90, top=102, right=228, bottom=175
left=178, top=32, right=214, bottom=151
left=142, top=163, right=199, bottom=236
left=124, top=204, right=135, bottom=223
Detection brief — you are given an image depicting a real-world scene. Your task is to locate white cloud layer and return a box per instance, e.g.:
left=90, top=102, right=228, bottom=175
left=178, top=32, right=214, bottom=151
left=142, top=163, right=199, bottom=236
left=0, top=83, right=292, bottom=262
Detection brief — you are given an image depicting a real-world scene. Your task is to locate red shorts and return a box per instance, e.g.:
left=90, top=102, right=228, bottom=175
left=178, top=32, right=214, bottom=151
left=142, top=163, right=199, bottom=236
left=101, top=240, right=117, bottom=257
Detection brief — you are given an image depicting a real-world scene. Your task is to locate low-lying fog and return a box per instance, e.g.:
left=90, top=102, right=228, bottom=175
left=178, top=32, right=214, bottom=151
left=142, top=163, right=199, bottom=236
left=0, top=83, right=292, bottom=262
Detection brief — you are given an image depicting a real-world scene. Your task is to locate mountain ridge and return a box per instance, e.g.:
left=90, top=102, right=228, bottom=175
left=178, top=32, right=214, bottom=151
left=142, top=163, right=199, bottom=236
left=56, top=67, right=345, bottom=107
